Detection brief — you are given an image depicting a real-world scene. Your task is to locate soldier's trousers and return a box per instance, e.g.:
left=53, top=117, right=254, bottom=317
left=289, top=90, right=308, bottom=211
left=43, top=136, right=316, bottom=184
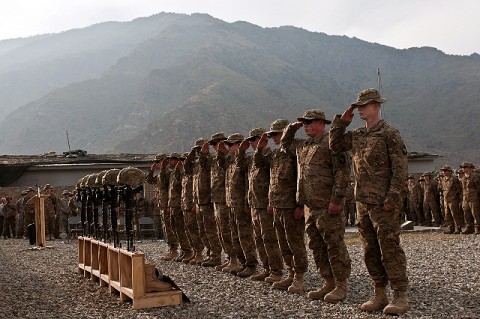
left=356, top=202, right=409, bottom=291
left=462, top=200, right=480, bottom=227
left=2, top=216, right=16, bottom=238
left=170, top=207, right=192, bottom=252
left=161, top=208, right=178, bottom=249
left=199, top=204, right=222, bottom=260
left=183, top=207, right=204, bottom=253
left=213, top=202, right=235, bottom=258
left=252, top=208, right=283, bottom=274
left=408, top=202, right=423, bottom=224
left=305, top=207, right=351, bottom=281
left=23, top=211, right=35, bottom=236
left=424, top=199, right=442, bottom=225
left=231, top=206, right=257, bottom=267
left=45, top=214, right=55, bottom=239
left=273, top=207, right=308, bottom=274
left=196, top=204, right=210, bottom=255
left=16, top=211, right=24, bottom=238
left=443, top=200, right=463, bottom=230
left=152, top=207, right=162, bottom=239
left=344, top=203, right=356, bottom=226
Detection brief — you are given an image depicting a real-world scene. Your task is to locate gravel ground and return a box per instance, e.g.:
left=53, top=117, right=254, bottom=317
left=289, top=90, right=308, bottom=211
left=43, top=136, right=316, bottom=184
left=0, top=232, right=479, bottom=319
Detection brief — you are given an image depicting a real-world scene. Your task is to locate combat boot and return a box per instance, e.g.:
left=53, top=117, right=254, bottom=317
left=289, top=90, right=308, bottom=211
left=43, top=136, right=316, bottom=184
left=443, top=227, right=454, bottom=234
left=215, top=259, right=231, bottom=271
left=360, top=286, right=388, bottom=312
left=324, top=280, right=348, bottom=303
left=201, top=257, right=222, bottom=267
left=462, top=225, right=474, bottom=234
left=144, top=264, right=172, bottom=292
left=307, top=277, right=335, bottom=300
left=237, top=266, right=257, bottom=278
left=250, top=269, right=269, bottom=281
left=189, top=252, right=205, bottom=265
left=383, top=290, right=410, bottom=315
left=287, top=272, right=305, bottom=293
left=182, top=250, right=195, bottom=263
left=161, top=248, right=178, bottom=261
left=475, top=226, right=480, bottom=235
left=174, top=251, right=186, bottom=262
left=265, top=272, right=282, bottom=284
left=454, top=228, right=461, bottom=234
left=222, top=257, right=240, bottom=273
left=272, top=270, right=294, bottom=290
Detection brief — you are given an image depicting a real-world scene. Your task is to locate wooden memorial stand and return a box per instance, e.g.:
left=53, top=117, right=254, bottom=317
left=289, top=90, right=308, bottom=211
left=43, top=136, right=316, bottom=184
left=78, top=236, right=182, bottom=309
left=27, top=194, right=50, bottom=248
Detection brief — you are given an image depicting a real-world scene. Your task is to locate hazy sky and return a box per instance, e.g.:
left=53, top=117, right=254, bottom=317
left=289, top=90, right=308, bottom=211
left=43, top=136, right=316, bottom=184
left=0, top=0, right=478, bottom=55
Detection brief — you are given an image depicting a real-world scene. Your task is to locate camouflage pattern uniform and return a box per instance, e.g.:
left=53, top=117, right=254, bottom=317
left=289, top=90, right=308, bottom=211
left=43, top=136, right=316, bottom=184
left=282, top=121, right=351, bottom=288
left=182, top=153, right=206, bottom=257
left=407, top=176, right=424, bottom=225
left=459, top=162, right=480, bottom=234
left=421, top=173, right=442, bottom=226
left=439, top=166, right=463, bottom=233
left=194, top=147, right=223, bottom=265
left=146, top=158, right=179, bottom=252
left=255, top=122, right=308, bottom=280
left=2, top=201, right=16, bottom=238
left=330, top=115, right=409, bottom=294
left=23, top=190, right=36, bottom=236
left=345, top=181, right=356, bottom=226
left=15, top=193, right=26, bottom=238
left=225, top=135, right=257, bottom=269
left=168, top=157, right=193, bottom=256
left=44, top=186, right=59, bottom=239
left=59, top=193, right=72, bottom=235
left=246, top=129, right=283, bottom=278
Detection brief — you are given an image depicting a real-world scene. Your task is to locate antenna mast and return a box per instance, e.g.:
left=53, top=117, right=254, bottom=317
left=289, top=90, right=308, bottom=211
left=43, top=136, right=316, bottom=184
left=377, top=68, right=383, bottom=119
left=66, top=130, right=72, bottom=152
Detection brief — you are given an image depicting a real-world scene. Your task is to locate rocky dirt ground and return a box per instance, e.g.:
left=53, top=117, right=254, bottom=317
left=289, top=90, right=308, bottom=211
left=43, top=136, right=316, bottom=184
left=0, top=231, right=479, bottom=319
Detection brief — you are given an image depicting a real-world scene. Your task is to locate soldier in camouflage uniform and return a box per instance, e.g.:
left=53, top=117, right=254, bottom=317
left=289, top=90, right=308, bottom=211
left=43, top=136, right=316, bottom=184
left=459, top=162, right=480, bottom=234
left=255, top=119, right=309, bottom=292
left=439, top=165, right=463, bottom=234
left=421, top=172, right=442, bottom=226
left=407, top=175, right=423, bottom=225
left=330, top=89, right=410, bottom=315
left=15, top=190, right=27, bottom=238
left=220, top=133, right=258, bottom=277
left=23, top=187, right=36, bottom=236
left=282, top=109, right=351, bottom=302
left=345, top=180, right=356, bottom=227
left=146, top=154, right=179, bottom=260
left=177, top=148, right=205, bottom=264
left=2, top=196, right=16, bottom=238
left=43, top=184, right=59, bottom=240
left=167, top=152, right=193, bottom=262
left=242, top=128, right=284, bottom=282
left=201, top=132, right=236, bottom=270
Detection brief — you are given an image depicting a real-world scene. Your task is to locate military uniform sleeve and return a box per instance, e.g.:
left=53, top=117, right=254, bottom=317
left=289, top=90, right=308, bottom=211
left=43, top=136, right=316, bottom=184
left=329, top=115, right=353, bottom=153
left=330, top=151, right=351, bottom=205
left=384, top=129, right=408, bottom=206
left=280, top=124, right=300, bottom=156
left=145, top=169, right=158, bottom=185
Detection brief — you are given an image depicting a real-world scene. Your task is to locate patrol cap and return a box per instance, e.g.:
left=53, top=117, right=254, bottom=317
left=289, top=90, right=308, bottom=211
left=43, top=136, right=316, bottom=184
left=460, top=162, right=475, bottom=169
left=155, top=153, right=167, bottom=161
left=208, top=132, right=227, bottom=145
left=167, top=152, right=181, bottom=159
left=351, top=88, right=387, bottom=107
left=192, top=138, right=208, bottom=150
left=297, top=109, right=331, bottom=124
left=246, top=128, right=265, bottom=140
left=266, top=119, right=289, bottom=135
left=440, top=165, right=452, bottom=171
left=225, top=133, right=244, bottom=145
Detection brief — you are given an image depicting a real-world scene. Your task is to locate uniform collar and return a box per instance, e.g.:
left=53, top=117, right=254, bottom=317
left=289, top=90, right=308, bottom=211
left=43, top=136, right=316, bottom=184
left=358, top=119, right=385, bottom=134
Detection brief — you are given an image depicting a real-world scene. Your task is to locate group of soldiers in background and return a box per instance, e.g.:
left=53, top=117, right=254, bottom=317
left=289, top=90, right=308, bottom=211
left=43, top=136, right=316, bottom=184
left=406, top=162, right=480, bottom=234
left=0, top=185, right=161, bottom=241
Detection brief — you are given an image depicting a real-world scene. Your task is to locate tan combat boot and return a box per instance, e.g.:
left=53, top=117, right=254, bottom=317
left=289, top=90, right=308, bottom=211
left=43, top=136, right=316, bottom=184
left=144, top=264, right=172, bottom=292
left=462, top=225, right=474, bottom=234
left=237, top=266, right=257, bottom=278
left=265, top=271, right=282, bottom=284
left=189, top=252, right=205, bottom=265
left=174, top=251, right=186, bottom=262
left=383, top=290, right=411, bottom=315
left=360, top=286, right=389, bottom=312
left=287, top=272, right=306, bottom=293
left=272, top=270, right=294, bottom=290
left=250, top=269, right=269, bottom=281
left=307, top=277, right=335, bottom=300
left=215, top=259, right=231, bottom=271
left=221, top=257, right=240, bottom=273
left=161, top=248, right=178, bottom=261
left=324, top=280, right=348, bottom=303
left=202, top=257, right=222, bottom=267
left=181, top=250, right=195, bottom=263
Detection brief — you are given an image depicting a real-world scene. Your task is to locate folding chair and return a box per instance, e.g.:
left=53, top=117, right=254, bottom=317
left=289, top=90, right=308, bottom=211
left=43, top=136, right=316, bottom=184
left=68, top=216, right=83, bottom=242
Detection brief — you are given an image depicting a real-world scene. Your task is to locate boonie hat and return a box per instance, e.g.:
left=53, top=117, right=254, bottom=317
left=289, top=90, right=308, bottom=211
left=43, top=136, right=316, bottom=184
left=225, top=133, right=244, bottom=145
left=266, top=119, right=289, bottom=135
left=351, top=88, right=387, bottom=107
left=297, top=109, right=331, bottom=124
left=246, top=128, right=265, bottom=140
left=460, top=162, right=475, bottom=169
left=208, top=132, right=227, bottom=145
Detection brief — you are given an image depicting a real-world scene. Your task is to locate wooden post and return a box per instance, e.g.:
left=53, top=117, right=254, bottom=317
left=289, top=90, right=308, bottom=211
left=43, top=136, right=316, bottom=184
left=27, top=194, right=49, bottom=247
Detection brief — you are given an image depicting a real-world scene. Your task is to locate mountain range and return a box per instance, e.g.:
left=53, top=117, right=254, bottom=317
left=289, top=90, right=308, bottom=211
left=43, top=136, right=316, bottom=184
left=0, top=12, right=479, bottom=165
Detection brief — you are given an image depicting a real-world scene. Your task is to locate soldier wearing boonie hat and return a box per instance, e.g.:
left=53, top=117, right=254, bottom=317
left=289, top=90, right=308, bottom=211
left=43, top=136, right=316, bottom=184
left=242, top=127, right=284, bottom=281
left=283, top=109, right=351, bottom=299
left=439, top=165, right=463, bottom=234
left=458, top=161, right=480, bottom=234
left=208, top=132, right=227, bottom=145
left=16, top=190, right=29, bottom=238
left=254, top=118, right=308, bottom=289
left=420, top=171, right=442, bottom=227
left=330, top=88, right=410, bottom=315
left=42, top=183, right=59, bottom=239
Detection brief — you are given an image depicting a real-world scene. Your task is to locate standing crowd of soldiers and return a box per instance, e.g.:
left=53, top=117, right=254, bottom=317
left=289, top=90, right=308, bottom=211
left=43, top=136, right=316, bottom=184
left=406, top=163, right=480, bottom=234
left=145, top=88, right=414, bottom=315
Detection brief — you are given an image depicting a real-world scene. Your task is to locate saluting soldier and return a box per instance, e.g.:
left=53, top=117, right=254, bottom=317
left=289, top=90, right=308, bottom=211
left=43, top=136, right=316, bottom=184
left=421, top=172, right=442, bottom=226
left=459, top=162, right=480, bottom=234
left=15, top=190, right=27, bottom=238
left=407, top=174, right=424, bottom=225
left=439, top=165, right=462, bottom=234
